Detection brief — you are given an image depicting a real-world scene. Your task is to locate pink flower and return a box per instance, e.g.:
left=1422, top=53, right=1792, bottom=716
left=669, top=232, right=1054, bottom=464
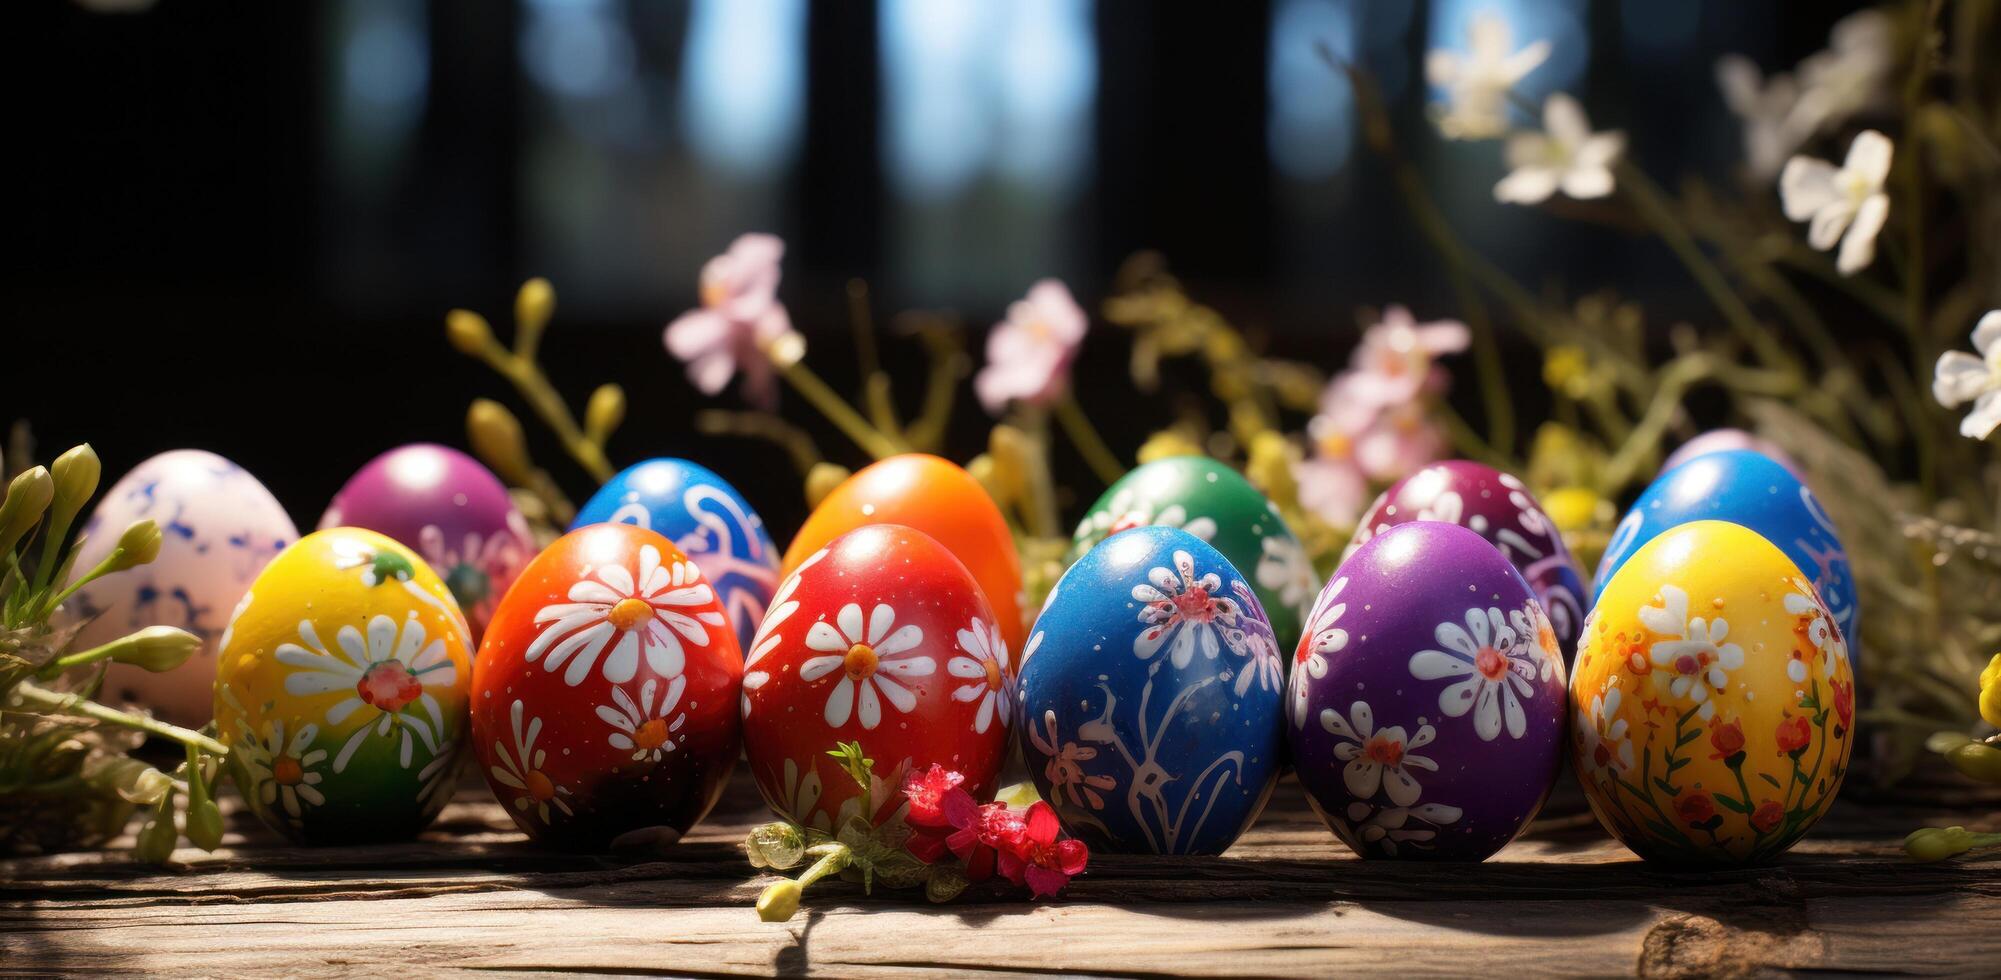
left=1329, top=306, right=1469, bottom=415
left=901, top=763, right=966, bottom=831
left=1292, top=454, right=1370, bottom=529
left=974, top=279, right=1088, bottom=415
left=995, top=801, right=1088, bottom=898
left=1350, top=401, right=1448, bottom=481
left=663, top=233, right=801, bottom=409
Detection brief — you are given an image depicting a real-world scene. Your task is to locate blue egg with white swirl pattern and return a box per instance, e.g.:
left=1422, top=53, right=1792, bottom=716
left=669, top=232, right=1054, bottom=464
left=1017, top=525, right=1284, bottom=855
left=572, top=458, right=779, bottom=654
left=1594, top=448, right=1859, bottom=669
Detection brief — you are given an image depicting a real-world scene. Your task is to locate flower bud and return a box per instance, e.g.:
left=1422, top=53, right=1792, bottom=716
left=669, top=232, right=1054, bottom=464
left=185, top=794, right=223, bottom=851
left=48, top=444, right=101, bottom=535
left=756, top=879, right=802, bottom=922
left=134, top=793, right=179, bottom=864
left=111, top=520, right=163, bottom=571
left=468, top=399, right=532, bottom=484
left=585, top=384, right=626, bottom=443
left=0, top=465, right=54, bottom=556
left=516, top=278, right=555, bottom=338
left=1947, top=742, right=2001, bottom=783
left=1905, top=826, right=1974, bottom=862
left=1980, top=653, right=2001, bottom=729
left=446, top=309, right=498, bottom=357
left=108, top=626, right=201, bottom=673
left=805, top=463, right=850, bottom=510
left=764, top=330, right=806, bottom=369
left=749, top=822, right=806, bottom=870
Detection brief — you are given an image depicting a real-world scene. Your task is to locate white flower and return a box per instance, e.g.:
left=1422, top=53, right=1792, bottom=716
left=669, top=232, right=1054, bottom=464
left=1639, top=584, right=1746, bottom=720
left=523, top=544, right=726, bottom=688
left=947, top=617, right=1013, bottom=736
left=974, top=279, right=1089, bottom=415
left=1933, top=311, right=2001, bottom=440
left=276, top=614, right=457, bottom=772
left=1408, top=607, right=1540, bottom=740
left=1424, top=12, right=1550, bottom=140
left=1783, top=579, right=1849, bottom=680
left=488, top=699, right=574, bottom=825
left=1292, top=576, right=1349, bottom=728
left=799, top=603, right=934, bottom=730
left=1075, top=487, right=1218, bottom=546
left=596, top=675, right=689, bottom=763
left=1494, top=94, right=1623, bottom=205
left=1715, top=55, right=1806, bottom=181
left=766, top=756, right=828, bottom=833
left=1319, top=701, right=1438, bottom=807
left=742, top=548, right=825, bottom=716
left=1792, top=10, right=1895, bottom=136
left=1575, top=687, right=1634, bottom=776
left=1131, top=550, right=1244, bottom=669
left=1780, top=130, right=1892, bottom=275
left=1344, top=801, right=1463, bottom=858
left=236, top=717, right=327, bottom=821
left=1254, top=534, right=1317, bottom=618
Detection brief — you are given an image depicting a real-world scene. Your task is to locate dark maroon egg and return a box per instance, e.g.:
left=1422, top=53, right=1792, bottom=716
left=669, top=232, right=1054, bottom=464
left=1345, top=460, right=1585, bottom=659
left=1290, top=521, right=1566, bottom=861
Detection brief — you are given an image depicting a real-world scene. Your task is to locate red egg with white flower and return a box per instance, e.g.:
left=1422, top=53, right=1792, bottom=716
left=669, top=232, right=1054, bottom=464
left=742, top=524, right=1012, bottom=833
left=470, top=523, right=743, bottom=850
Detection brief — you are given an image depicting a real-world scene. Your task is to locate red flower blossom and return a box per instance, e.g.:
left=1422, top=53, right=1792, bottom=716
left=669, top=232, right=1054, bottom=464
left=1830, top=679, right=1854, bottom=731
left=1674, top=792, right=1716, bottom=825
left=995, top=802, right=1089, bottom=898
left=902, top=764, right=967, bottom=831
left=1708, top=717, right=1745, bottom=761
left=1775, top=715, right=1812, bottom=755
left=948, top=801, right=1023, bottom=883
left=1751, top=800, right=1784, bottom=833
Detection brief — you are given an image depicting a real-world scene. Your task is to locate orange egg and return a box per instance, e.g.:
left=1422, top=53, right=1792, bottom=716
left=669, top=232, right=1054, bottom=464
left=782, top=454, right=1024, bottom=654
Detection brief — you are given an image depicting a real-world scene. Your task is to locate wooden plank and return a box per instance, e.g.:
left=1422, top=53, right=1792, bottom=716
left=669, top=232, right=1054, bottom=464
left=5, top=773, right=2001, bottom=977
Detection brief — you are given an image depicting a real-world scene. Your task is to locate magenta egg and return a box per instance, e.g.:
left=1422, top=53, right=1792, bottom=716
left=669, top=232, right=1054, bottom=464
left=320, top=443, right=533, bottom=638
left=1659, top=428, right=1806, bottom=482
left=1290, top=522, right=1566, bottom=861
left=1345, top=461, right=1586, bottom=659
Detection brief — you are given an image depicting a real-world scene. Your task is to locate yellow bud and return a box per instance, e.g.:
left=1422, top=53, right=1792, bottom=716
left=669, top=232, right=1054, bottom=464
left=1136, top=429, right=1202, bottom=465
left=112, top=520, right=163, bottom=571
left=1541, top=487, right=1606, bottom=535
left=585, top=384, right=626, bottom=443
left=48, top=444, right=101, bottom=534
left=467, top=400, right=532, bottom=484
left=0, top=465, right=54, bottom=555
left=516, top=278, right=555, bottom=337
left=805, top=463, right=851, bottom=510
left=1543, top=345, right=1592, bottom=398
left=763, top=330, right=807, bottom=369
left=1905, top=826, right=1973, bottom=862
left=756, top=879, right=802, bottom=922
left=1245, top=432, right=1299, bottom=509
left=1948, top=742, right=2001, bottom=783
left=446, top=309, right=497, bottom=357
left=108, top=625, right=201, bottom=673
left=1980, top=654, right=2001, bottom=730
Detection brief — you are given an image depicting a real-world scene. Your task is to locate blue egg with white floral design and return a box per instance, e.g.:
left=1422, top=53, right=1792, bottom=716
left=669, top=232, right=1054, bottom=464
left=1016, top=525, right=1284, bottom=855
left=572, top=458, right=777, bottom=654
left=1594, top=449, right=1858, bottom=669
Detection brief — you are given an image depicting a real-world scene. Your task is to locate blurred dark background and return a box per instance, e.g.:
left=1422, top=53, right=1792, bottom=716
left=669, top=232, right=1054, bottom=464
left=12, top=0, right=1870, bottom=536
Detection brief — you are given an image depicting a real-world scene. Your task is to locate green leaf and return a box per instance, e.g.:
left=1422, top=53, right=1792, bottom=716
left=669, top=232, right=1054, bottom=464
left=827, top=741, right=875, bottom=792
left=1653, top=777, right=1678, bottom=796
left=1714, top=793, right=1752, bottom=814
left=1642, top=817, right=1680, bottom=840
left=1758, top=772, right=1783, bottom=789
left=1676, top=728, right=1703, bottom=747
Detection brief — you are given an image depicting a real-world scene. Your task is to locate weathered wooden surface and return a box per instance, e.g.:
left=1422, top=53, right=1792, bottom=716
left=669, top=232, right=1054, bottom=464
left=5, top=770, right=2001, bottom=978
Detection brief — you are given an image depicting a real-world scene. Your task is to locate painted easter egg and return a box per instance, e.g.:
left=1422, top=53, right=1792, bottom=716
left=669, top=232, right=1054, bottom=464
left=782, top=454, right=1024, bottom=655
left=1020, top=525, right=1284, bottom=855
left=320, top=443, right=533, bottom=639
left=1289, top=522, right=1566, bottom=860
left=471, top=523, right=742, bottom=850
left=67, top=450, right=298, bottom=728
left=1660, top=428, right=1805, bottom=482
left=1071, top=455, right=1316, bottom=653
left=746, top=524, right=1012, bottom=833
left=1596, top=449, right=1857, bottom=668
left=572, top=458, right=779, bottom=656
left=213, top=528, right=473, bottom=844
left=1570, top=520, right=1855, bottom=864
left=1344, top=461, right=1587, bottom=659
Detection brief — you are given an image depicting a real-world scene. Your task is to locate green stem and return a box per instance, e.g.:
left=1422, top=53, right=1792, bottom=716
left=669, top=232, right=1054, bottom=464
left=1053, top=394, right=1125, bottom=486
left=777, top=360, right=906, bottom=460
left=1616, top=161, right=1794, bottom=373
left=33, top=547, right=127, bottom=622
left=796, top=844, right=851, bottom=890
left=1597, top=355, right=1715, bottom=494
left=12, top=682, right=229, bottom=756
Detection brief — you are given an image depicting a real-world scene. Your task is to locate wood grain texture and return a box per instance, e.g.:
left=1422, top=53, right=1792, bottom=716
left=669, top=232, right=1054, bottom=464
left=6, top=771, right=2001, bottom=978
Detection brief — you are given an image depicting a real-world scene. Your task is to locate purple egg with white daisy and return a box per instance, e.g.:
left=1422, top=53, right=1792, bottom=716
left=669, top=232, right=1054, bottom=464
left=1289, top=521, right=1566, bottom=861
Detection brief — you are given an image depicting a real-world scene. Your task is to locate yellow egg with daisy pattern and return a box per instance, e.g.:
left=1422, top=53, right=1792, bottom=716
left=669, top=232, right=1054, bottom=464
left=214, top=527, right=473, bottom=844
left=1569, top=520, right=1854, bottom=864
